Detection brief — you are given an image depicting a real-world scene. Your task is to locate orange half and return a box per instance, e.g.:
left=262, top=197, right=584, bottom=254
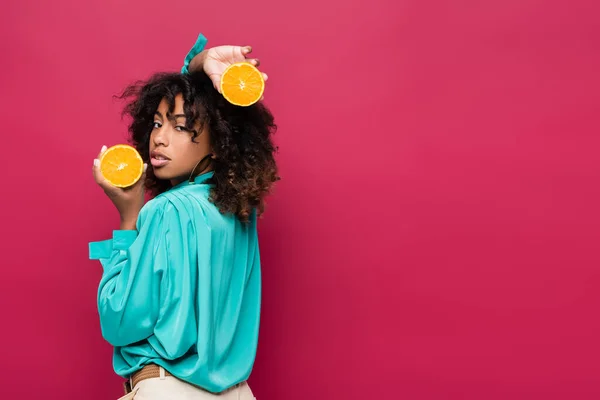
left=220, top=62, right=265, bottom=107
left=100, top=144, right=144, bottom=188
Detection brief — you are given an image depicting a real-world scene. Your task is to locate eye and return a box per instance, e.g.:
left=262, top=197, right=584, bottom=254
left=152, top=122, right=162, bottom=129
left=175, top=126, right=186, bottom=132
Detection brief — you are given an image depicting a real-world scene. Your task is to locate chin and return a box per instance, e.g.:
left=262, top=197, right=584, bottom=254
left=152, top=168, right=173, bottom=180
left=153, top=168, right=187, bottom=185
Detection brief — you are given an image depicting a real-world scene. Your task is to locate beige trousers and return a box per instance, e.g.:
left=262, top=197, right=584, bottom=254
left=118, top=368, right=256, bottom=400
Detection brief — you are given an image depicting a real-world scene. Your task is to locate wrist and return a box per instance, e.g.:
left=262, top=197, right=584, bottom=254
left=188, top=50, right=208, bottom=73
left=119, top=215, right=138, bottom=231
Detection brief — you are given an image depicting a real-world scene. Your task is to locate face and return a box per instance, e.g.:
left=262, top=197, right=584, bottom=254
left=150, top=94, right=211, bottom=186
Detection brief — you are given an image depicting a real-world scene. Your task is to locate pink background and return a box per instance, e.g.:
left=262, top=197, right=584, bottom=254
left=1, top=0, right=599, bottom=399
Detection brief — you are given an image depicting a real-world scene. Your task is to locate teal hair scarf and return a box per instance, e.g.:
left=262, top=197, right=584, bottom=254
left=181, top=33, right=208, bottom=74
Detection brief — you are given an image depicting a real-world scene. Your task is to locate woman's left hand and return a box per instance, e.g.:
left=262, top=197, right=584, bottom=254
left=189, top=45, right=269, bottom=93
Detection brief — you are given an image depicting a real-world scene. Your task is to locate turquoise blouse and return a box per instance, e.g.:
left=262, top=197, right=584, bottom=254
left=88, top=172, right=262, bottom=393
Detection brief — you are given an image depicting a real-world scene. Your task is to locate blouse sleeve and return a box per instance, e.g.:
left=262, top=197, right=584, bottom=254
left=88, top=198, right=169, bottom=347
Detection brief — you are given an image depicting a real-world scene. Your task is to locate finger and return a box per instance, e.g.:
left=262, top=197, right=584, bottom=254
left=92, top=154, right=114, bottom=192
left=207, top=73, right=222, bottom=93
left=132, top=163, right=148, bottom=184
left=141, top=164, right=148, bottom=187
left=213, top=79, right=222, bottom=94
left=243, top=58, right=260, bottom=67
left=262, top=72, right=268, bottom=82
left=137, top=164, right=148, bottom=186
left=242, top=46, right=252, bottom=55
left=97, top=145, right=107, bottom=159
left=93, top=145, right=109, bottom=186
left=92, top=158, right=105, bottom=186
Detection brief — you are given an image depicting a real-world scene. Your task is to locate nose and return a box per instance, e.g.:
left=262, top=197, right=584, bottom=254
left=152, top=125, right=169, bottom=147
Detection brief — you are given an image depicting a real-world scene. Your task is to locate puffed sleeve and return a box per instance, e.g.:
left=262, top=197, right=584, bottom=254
left=89, top=198, right=170, bottom=347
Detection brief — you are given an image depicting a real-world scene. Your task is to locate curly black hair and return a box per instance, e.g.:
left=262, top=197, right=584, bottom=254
left=117, top=71, right=278, bottom=223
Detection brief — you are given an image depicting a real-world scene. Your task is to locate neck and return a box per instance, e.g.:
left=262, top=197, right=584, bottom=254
left=170, top=166, right=213, bottom=187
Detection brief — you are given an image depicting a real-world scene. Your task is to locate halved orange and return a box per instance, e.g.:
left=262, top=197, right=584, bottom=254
left=220, top=62, right=265, bottom=107
left=100, top=144, right=144, bottom=188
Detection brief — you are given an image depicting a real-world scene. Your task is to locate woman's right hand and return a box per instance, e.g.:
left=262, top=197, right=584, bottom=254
left=189, top=45, right=268, bottom=93
left=92, top=145, right=147, bottom=230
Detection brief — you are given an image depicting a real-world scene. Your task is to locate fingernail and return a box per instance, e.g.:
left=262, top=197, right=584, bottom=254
left=263, top=73, right=268, bottom=81
left=143, top=163, right=148, bottom=172
left=101, top=145, right=107, bottom=153
left=93, top=159, right=100, bottom=167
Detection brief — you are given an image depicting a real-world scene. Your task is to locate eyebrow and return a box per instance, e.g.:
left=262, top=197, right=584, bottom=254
left=154, top=111, right=186, bottom=120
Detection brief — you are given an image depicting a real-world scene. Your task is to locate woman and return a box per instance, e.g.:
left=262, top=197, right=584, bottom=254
left=89, top=34, right=277, bottom=400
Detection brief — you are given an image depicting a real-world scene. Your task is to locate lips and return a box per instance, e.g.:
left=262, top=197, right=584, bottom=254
left=151, top=150, right=171, bottom=168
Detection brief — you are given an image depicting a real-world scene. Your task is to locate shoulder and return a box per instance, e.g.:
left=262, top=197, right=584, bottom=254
left=140, top=188, right=214, bottom=227
left=139, top=195, right=169, bottom=218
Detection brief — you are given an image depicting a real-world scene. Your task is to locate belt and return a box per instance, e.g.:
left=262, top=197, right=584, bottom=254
left=123, top=365, right=246, bottom=395
left=124, top=364, right=172, bottom=394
